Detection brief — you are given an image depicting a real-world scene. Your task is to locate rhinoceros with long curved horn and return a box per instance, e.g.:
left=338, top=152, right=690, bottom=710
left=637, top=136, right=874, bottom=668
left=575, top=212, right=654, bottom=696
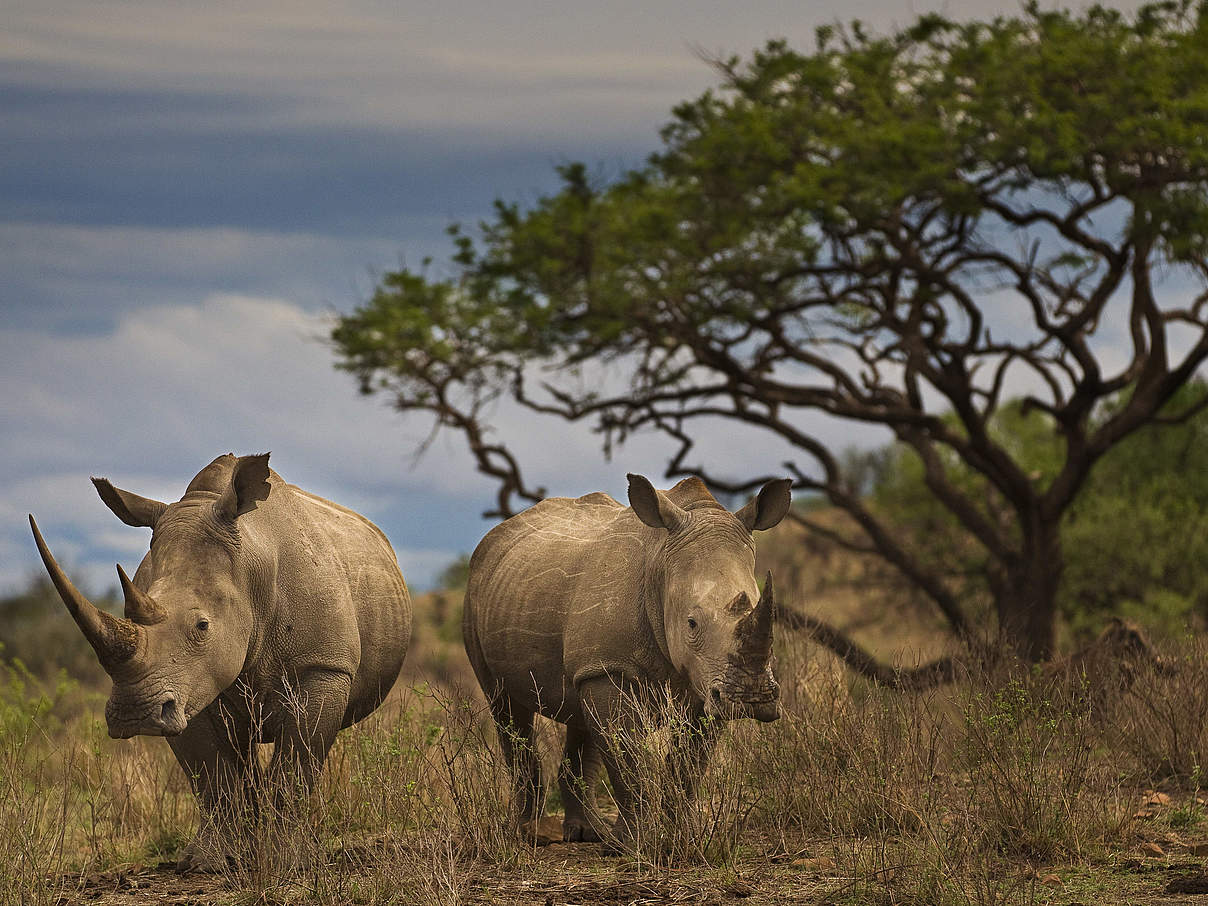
left=30, top=453, right=412, bottom=872
left=463, top=473, right=790, bottom=848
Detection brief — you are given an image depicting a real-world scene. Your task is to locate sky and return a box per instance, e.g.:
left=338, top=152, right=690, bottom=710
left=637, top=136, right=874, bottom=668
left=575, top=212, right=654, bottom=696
left=0, top=0, right=1153, bottom=597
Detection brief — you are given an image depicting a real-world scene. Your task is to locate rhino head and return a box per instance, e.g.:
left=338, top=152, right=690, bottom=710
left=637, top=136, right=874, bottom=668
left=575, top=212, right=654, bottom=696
left=29, top=453, right=270, bottom=739
left=627, top=474, right=792, bottom=723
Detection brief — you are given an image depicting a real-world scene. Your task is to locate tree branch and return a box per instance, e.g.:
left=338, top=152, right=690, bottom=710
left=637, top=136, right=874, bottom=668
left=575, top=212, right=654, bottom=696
left=776, top=602, right=962, bottom=691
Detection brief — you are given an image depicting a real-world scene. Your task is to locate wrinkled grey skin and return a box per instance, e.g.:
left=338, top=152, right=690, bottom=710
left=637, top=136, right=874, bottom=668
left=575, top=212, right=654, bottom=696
left=463, top=473, right=790, bottom=846
left=30, top=453, right=412, bottom=871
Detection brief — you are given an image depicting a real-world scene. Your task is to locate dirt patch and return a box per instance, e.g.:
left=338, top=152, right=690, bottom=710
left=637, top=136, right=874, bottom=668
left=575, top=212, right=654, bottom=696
left=48, top=818, right=1208, bottom=906
left=52, top=862, right=228, bottom=905
left=54, top=846, right=1208, bottom=906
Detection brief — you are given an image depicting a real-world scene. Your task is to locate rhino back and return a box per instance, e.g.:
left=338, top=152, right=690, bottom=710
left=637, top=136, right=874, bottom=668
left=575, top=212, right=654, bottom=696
left=465, top=492, right=667, bottom=721
left=243, top=476, right=412, bottom=726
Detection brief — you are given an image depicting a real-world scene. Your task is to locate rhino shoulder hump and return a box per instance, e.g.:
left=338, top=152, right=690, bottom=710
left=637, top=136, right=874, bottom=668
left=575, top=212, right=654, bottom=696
left=530, top=492, right=623, bottom=519
left=574, top=491, right=620, bottom=507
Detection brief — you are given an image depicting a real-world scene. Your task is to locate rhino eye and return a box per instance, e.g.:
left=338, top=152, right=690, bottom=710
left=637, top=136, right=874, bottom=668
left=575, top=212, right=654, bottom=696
left=196, top=619, right=210, bottom=632
left=687, top=617, right=698, bottom=630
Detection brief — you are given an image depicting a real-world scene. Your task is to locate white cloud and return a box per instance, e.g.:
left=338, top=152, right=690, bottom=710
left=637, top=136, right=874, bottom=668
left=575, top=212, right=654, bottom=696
left=3, top=294, right=460, bottom=488
left=7, top=285, right=1202, bottom=598
left=0, top=290, right=885, bottom=597
left=0, top=293, right=493, bottom=593
left=394, top=547, right=462, bottom=592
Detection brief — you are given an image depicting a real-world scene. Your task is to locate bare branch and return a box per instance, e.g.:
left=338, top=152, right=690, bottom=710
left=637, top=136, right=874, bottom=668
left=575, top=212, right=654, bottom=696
left=776, top=602, right=962, bottom=691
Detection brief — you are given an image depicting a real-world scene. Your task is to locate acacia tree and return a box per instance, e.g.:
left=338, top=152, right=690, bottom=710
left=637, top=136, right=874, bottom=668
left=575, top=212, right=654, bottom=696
left=333, top=2, right=1208, bottom=664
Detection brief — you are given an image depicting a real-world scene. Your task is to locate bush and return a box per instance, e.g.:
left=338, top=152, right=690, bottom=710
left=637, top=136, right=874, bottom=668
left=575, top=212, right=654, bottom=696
left=0, top=577, right=114, bottom=683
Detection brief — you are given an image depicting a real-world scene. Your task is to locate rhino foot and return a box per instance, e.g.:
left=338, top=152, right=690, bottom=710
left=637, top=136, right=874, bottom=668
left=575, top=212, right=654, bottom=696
left=598, top=816, right=637, bottom=856
left=562, top=817, right=602, bottom=843
left=176, top=846, right=231, bottom=874
left=176, top=831, right=235, bottom=874
left=599, top=835, right=627, bottom=857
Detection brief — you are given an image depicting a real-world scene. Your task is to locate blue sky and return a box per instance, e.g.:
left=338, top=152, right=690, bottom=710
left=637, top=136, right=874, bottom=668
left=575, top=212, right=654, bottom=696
left=0, top=0, right=1149, bottom=595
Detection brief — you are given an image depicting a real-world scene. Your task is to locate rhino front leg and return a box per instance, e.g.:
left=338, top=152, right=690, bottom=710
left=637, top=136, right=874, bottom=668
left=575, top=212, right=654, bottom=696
left=268, top=668, right=352, bottom=793
left=667, top=711, right=719, bottom=797
left=559, top=720, right=606, bottom=842
left=663, top=712, right=720, bottom=830
left=578, top=676, right=649, bottom=851
left=168, top=700, right=258, bottom=873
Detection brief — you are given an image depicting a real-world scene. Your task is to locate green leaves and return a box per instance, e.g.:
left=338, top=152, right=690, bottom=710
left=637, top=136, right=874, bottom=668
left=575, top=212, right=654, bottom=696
left=336, top=0, right=1208, bottom=408
left=336, top=1, right=1208, bottom=371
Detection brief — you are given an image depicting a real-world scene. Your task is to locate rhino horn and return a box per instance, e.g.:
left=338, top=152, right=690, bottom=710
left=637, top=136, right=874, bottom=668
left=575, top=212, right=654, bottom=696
left=29, top=515, right=141, bottom=673
left=736, top=572, right=775, bottom=667
left=117, top=563, right=166, bottom=625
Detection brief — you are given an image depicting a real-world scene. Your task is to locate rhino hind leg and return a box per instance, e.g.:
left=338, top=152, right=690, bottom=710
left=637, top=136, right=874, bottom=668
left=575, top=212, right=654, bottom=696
left=559, top=721, right=605, bottom=843
left=464, top=603, right=544, bottom=826
left=487, top=690, right=545, bottom=824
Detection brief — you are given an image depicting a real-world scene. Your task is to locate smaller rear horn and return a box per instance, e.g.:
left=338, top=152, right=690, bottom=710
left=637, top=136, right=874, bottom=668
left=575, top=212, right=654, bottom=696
left=117, top=564, right=167, bottom=625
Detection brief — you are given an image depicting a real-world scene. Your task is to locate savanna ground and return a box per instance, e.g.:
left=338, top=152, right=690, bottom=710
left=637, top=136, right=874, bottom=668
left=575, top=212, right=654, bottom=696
left=5, top=518, right=1208, bottom=905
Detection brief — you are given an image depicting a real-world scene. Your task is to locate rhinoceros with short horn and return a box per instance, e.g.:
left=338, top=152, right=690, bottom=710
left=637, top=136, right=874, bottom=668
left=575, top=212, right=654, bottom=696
left=463, top=473, right=790, bottom=845
left=29, top=453, right=412, bottom=871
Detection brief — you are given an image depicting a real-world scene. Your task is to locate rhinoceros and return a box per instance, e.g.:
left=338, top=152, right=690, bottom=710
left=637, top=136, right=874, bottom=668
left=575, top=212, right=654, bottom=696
left=29, top=453, right=412, bottom=871
left=463, top=473, right=790, bottom=845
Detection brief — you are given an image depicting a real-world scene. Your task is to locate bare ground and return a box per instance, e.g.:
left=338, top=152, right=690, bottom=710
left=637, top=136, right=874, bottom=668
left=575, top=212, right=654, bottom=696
left=52, top=817, right=1208, bottom=906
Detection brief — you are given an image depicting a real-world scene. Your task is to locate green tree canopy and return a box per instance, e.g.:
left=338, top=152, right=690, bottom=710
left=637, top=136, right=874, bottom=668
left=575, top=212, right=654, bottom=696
left=334, top=1, right=1208, bottom=663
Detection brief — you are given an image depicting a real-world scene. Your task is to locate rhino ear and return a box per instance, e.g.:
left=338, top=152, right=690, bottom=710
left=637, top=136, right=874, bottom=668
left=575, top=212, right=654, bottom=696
left=735, top=478, right=793, bottom=533
left=215, top=453, right=272, bottom=522
left=92, top=477, right=167, bottom=528
left=627, top=473, right=689, bottom=532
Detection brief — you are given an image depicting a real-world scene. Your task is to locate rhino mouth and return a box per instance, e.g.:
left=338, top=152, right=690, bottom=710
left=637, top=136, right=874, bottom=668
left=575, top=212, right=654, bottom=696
left=105, top=691, right=190, bottom=738
left=706, top=669, right=781, bottom=723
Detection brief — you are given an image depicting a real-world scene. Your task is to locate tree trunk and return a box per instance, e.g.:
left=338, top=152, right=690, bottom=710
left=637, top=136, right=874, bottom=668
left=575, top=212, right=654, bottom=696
left=994, top=520, right=1063, bottom=663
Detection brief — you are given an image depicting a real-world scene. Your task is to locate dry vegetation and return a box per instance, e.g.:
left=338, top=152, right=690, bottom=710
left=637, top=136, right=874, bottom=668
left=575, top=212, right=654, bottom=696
left=4, top=522, right=1208, bottom=905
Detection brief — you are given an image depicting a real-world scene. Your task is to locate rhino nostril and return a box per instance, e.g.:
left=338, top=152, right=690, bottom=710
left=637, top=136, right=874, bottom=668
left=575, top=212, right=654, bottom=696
left=160, top=698, right=177, bottom=724
left=710, top=687, right=723, bottom=705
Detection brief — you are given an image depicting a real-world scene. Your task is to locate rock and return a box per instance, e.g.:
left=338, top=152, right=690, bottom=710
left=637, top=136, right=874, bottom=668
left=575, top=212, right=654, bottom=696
left=723, top=877, right=756, bottom=897
left=1167, top=874, right=1208, bottom=894
left=519, top=816, right=565, bottom=847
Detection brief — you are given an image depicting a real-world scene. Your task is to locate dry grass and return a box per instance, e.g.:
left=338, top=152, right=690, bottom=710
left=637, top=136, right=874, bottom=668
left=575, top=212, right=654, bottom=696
left=4, top=532, right=1208, bottom=904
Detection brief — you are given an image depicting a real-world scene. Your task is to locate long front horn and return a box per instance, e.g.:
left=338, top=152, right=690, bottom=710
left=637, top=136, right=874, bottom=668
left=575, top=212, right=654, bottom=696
left=117, top=564, right=166, bottom=625
left=29, top=515, right=141, bottom=673
left=736, top=572, right=775, bottom=666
